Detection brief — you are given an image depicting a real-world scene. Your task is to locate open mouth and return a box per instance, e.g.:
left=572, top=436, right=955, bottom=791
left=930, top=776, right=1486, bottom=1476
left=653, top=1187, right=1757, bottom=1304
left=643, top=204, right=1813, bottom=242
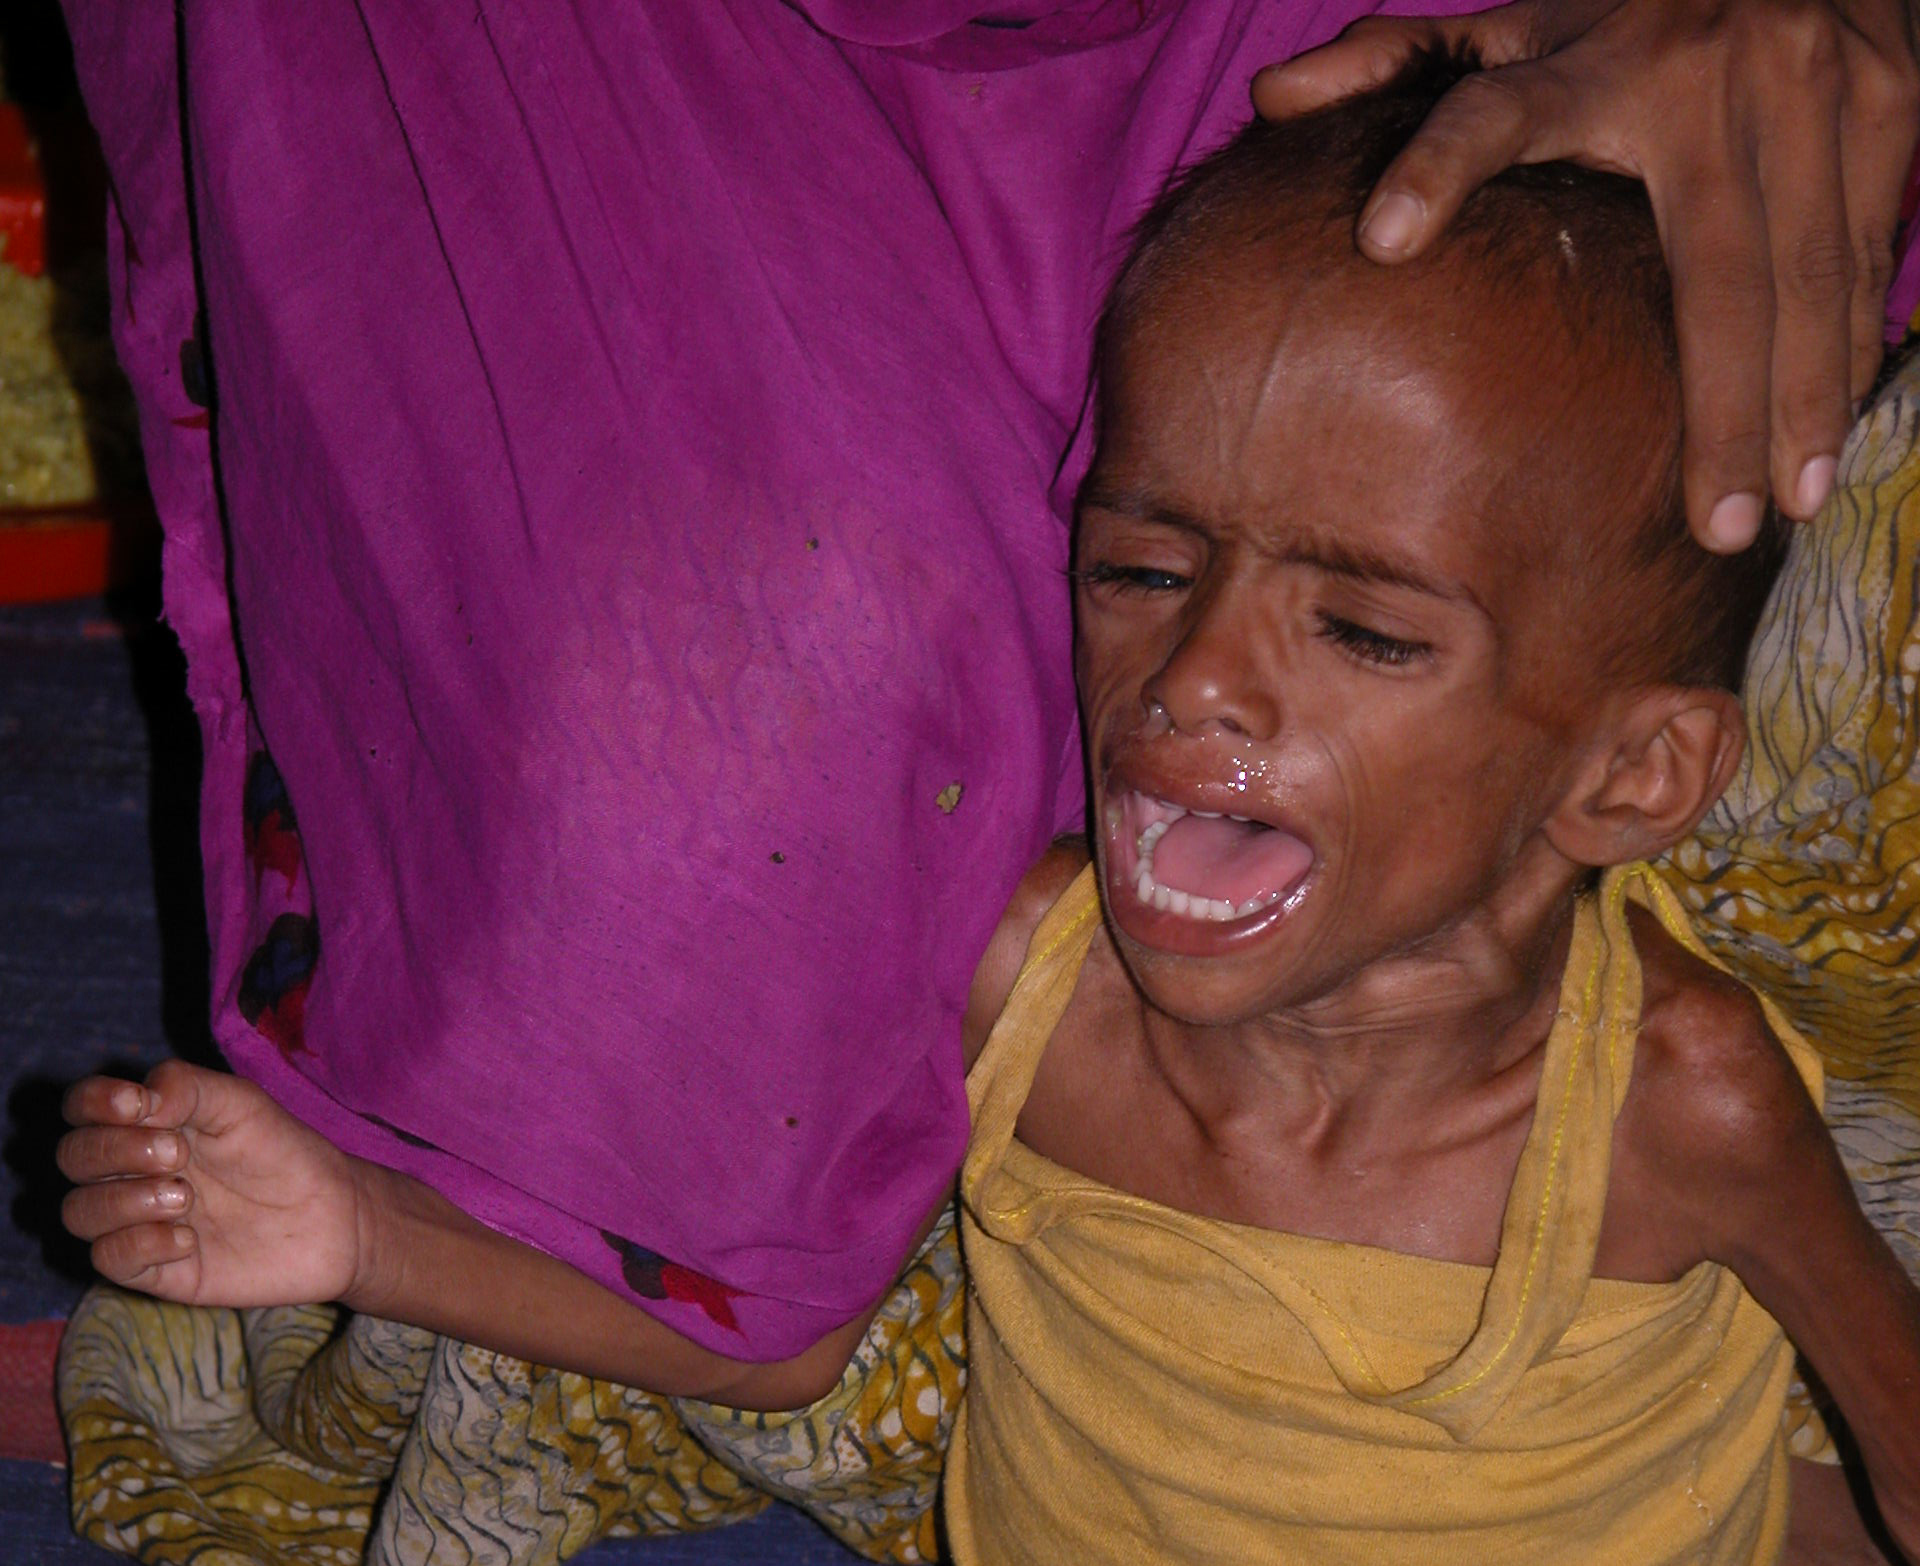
left=1111, top=790, right=1314, bottom=926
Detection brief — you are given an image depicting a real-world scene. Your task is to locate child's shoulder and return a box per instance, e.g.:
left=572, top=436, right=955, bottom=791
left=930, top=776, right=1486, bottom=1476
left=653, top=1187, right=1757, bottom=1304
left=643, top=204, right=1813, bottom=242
left=1611, top=905, right=1830, bottom=1265
left=963, top=837, right=1090, bottom=1067
left=1626, top=905, right=1819, bottom=1160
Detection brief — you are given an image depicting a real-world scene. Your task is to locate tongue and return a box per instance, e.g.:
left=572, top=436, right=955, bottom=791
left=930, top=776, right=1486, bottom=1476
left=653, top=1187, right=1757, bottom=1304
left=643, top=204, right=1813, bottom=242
left=1153, top=815, right=1313, bottom=907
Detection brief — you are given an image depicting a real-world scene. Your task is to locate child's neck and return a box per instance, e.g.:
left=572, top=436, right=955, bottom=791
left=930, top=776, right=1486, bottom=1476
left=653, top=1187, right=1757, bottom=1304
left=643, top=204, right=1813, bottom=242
left=1143, top=849, right=1587, bottom=1136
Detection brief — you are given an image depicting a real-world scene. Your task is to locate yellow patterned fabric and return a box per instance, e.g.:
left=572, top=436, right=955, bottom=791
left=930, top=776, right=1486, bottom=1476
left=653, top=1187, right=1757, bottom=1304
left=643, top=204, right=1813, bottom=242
left=948, top=864, right=1821, bottom=1566
left=60, top=1207, right=963, bottom=1566
left=1662, top=351, right=1920, bottom=1285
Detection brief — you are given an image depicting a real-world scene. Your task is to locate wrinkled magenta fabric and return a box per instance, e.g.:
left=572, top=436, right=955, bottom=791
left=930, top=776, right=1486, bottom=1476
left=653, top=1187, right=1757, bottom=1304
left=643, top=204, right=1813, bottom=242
left=62, top=1, right=1920, bottom=1359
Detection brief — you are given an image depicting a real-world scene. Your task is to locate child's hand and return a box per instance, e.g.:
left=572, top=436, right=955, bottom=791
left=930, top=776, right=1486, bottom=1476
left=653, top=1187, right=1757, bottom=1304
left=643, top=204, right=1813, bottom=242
left=57, top=1061, right=369, bottom=1309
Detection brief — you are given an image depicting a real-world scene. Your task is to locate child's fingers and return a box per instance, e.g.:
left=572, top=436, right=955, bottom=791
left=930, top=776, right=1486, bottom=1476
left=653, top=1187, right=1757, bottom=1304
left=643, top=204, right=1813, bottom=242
left=63, top=1062, right=214, bottom=1131
left=64, top=1063, right=258, bottom=1144
left=140, top=1058, right=217, bottom=1127
left=61, top=1173, right=193, bottom=1241
left=55, top=1122, right=188, bottom=1185
left=140, top=1058, right=264, bottom=1137
left=88, top=1220, right=199, bottom=1294
left=60, top=1076, right=155, bottom=1128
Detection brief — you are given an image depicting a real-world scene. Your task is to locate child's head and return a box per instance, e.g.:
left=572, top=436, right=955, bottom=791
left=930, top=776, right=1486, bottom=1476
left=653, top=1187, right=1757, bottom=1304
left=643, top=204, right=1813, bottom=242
left=1077, top=57, right=1788, bottom=1024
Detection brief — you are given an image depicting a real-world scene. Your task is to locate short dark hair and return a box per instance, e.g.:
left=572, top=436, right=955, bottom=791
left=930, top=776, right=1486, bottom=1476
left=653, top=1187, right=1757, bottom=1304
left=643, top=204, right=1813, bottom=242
left=1092, top=50, right=1786, bottom=691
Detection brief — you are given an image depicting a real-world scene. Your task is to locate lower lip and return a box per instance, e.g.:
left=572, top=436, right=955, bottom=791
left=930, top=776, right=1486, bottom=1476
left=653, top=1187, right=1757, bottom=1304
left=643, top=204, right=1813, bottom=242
left=1100, top=810, right=1312, bottom=958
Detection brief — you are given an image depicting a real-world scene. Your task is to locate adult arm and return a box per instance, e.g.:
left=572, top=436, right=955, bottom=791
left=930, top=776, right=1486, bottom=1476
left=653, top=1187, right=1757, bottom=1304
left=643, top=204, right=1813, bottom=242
left=1255, top=0, right=1920, bottom=550
left=56, top=1063, right=908, bottom=1411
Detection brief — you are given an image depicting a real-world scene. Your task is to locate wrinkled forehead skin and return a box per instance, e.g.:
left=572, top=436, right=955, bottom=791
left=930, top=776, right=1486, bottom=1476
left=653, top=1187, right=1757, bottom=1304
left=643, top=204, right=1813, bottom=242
left=1094, top=227, right=1681, bottom=717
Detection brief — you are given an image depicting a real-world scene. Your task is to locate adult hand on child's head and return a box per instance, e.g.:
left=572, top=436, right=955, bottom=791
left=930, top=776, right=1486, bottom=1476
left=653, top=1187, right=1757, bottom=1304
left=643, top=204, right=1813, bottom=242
left=1252, top=0, right=1920, bottom=552
left=57, top=1060, right=370, bottom=1309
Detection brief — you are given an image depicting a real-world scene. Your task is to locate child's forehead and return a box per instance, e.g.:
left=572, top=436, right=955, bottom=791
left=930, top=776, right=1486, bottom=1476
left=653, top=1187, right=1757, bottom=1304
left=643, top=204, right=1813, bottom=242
left=1106, top=284, right=1529, bottom=527
left=1116, top=237, right=1566, bottom=416
left=1097, top=245, right=1649, bottom=582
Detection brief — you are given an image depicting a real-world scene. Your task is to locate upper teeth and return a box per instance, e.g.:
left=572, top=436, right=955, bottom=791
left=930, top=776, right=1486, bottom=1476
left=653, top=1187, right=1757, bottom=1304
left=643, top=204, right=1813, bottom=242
left=1133, top=806, right=1282, bottom=924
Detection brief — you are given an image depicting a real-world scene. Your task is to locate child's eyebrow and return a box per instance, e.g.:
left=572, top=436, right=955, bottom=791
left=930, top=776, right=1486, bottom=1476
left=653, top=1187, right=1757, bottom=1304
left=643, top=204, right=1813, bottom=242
left=1079, top=485, right=1489, bottom=619
left=1076, top=483, right=1207, bottom=537
left=1283, top=537, right=1487, bottom=618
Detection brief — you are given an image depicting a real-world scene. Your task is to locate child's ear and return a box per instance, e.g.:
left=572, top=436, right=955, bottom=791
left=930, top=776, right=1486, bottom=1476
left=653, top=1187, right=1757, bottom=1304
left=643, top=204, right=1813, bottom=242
left=1543, top=687, right=1746, bottom=867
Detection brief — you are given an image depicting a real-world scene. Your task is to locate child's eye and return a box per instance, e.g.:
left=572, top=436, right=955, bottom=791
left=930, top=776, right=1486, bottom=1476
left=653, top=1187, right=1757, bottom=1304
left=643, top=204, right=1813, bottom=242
left=1072, top=562, right=1192, bottom=595
left=1316, top=611, right=1430, bottom=668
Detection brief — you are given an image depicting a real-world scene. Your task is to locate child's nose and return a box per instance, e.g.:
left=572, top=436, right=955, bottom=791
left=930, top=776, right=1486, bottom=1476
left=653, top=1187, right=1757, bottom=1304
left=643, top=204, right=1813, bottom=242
left=1142, top=591, right=1281, bottom=741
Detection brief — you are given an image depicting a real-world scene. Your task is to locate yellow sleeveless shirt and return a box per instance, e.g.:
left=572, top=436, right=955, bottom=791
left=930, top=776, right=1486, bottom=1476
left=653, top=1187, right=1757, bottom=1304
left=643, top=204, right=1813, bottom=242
left=947, top=863, right=1823, bottom=1565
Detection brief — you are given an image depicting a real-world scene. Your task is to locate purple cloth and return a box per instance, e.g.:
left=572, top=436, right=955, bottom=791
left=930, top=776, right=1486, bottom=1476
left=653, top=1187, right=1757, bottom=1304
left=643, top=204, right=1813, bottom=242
left=85, top=0, right=1887, bottom=1359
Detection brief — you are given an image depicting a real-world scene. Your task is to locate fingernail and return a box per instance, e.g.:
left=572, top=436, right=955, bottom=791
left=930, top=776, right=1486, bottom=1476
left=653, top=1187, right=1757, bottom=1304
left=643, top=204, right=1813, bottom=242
left=1360, top=192, right=1423, bottom=256
left=1794, top=455, right=1836, bottom=518
left=112, top=1086, right=142, bottom=1119
left=150, top=1131, right=183, bottom=1166
left=1706, top=492, right=1763, bottom=552
left=171, top=1224, right=194, bottom=1251
left=154, top=1180, right=188, bottom=1212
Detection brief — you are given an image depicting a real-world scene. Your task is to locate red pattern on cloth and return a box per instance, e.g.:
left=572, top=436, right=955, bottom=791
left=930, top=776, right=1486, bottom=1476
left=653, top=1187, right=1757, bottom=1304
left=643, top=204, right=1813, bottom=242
left=0, top=1319, right=67, bottom=1465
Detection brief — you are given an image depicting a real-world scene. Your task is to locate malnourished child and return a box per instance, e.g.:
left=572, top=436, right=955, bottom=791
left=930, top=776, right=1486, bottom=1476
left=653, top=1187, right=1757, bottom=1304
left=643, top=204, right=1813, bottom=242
left=943, top=65, right=1920, bottom=1564
left=58, top=61, right=1920, bottom=1566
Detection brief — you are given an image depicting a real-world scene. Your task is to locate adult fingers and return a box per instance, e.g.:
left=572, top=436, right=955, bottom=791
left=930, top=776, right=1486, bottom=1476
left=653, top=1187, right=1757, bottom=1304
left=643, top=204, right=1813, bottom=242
left=1842, top=46, right=1920, bottom=401
left=1253, top=4, right=1543, bottom=119
left=1252, top=16, right=1452, bottom=120
left=1846, top=205, right=1894, bottom=408
left=55, top=1123, right=187, bottom=1185
left=1756, top=70, right=1854, bottom=519
left=1354, top=59, right=1583, bottom=261
left=1655, top=165, right=1777, bottom=549
left=61, top=1174, right=194, bottom=1242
